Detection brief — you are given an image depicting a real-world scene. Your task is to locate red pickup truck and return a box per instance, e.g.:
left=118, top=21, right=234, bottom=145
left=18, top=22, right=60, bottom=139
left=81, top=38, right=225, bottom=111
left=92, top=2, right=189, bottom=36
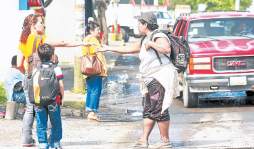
left=173, top=12, right=254, bottom=107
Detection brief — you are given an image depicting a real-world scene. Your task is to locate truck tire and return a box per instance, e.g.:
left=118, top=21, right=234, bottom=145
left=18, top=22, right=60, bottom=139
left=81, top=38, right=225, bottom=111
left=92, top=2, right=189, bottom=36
left=183, top=83, right=198, bottom=108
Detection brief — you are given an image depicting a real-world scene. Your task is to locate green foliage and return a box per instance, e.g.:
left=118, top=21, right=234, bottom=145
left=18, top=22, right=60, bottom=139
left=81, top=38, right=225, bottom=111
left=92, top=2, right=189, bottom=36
left=171, top=0, right=252, bottom=12
left=158, top=0, right=164, bottom=5
left=0, top=83, right=7, bottom=105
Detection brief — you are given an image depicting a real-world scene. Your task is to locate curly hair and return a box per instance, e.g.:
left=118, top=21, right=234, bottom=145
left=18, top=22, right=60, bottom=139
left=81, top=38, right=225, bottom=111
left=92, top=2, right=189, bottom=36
left=19, top=14, right=41, bottom=44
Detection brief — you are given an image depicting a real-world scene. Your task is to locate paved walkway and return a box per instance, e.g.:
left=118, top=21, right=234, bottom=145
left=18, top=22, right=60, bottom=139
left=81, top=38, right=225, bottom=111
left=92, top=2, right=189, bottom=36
left=0, top=87, right=147, bottom=149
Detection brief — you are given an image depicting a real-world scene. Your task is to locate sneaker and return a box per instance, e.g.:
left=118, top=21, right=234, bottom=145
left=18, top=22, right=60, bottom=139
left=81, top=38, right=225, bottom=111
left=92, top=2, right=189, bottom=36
left=133, top=140, right=149, bottom=148
left=149, top=141, right=172, bottom=149
left=52, top=142, right=62, bottom=149
left=22, top=139, right=35, bottom=147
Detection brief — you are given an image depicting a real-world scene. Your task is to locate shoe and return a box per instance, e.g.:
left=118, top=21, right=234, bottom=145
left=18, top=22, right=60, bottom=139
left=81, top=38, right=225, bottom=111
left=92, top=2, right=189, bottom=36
left=22, top=139, right=35, bottom=147
left=50, top=141, right=62, bottom=149
left=149, top=141, right=172, bottom=149
left=87, top=112, right=100, bottom=121
left=133, top=139, right=148, bottom=148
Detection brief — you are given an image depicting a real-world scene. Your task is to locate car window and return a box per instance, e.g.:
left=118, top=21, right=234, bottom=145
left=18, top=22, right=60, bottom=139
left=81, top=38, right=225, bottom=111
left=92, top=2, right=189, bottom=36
left=188, top=17, right=254, bottom=42
left=155, top=11, right=172, bottom=19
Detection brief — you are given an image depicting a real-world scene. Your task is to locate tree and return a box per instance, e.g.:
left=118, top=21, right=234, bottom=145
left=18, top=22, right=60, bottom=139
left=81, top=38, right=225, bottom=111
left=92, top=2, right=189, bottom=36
left=96, top=0, right=109, bottom=44
left=171, top=0, right=252, bottom=12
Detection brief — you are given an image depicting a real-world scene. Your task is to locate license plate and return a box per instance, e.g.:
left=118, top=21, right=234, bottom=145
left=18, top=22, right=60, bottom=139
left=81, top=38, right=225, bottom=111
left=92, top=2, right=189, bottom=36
left=229, top=76, right=247, bottom=86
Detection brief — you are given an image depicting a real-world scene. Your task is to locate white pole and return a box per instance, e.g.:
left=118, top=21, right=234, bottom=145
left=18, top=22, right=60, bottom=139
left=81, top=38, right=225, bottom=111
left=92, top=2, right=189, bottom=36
left=235, top=0, right=240, bottom=11
left=154, top=0, right=159, bottom=6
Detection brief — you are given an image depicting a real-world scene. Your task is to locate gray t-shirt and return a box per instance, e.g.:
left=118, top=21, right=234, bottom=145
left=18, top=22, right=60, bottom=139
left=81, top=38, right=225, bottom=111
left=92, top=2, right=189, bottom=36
left=139, top=31, right=171, bottom=74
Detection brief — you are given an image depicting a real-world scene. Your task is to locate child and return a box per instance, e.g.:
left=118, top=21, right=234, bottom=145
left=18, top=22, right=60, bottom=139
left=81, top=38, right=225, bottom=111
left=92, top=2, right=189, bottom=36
left=33, top=43, right=64, bottom=149
left=4, top=55, right=26, bottom=104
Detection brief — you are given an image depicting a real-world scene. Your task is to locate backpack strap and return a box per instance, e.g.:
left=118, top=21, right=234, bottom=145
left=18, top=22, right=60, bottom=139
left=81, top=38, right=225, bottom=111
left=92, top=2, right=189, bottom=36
left=32, top=36, right=39, bottom=53
left=141, top=30, right=171, bottom=65
left=149, top=30, right=165, bottom=65
left=140, top=35, right=146, bottom=47
left=28, top=36, right=39, bottom=64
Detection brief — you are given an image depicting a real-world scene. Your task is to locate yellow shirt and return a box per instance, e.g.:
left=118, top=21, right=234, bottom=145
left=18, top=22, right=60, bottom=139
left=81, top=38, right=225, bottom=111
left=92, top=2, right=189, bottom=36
left=19, top=33, right=46, bottom=58
left=82, top=36, right=107, bottom=77
left=19, top=33, right=46, bottom=71
left=82, top=36, right=100, bottom=55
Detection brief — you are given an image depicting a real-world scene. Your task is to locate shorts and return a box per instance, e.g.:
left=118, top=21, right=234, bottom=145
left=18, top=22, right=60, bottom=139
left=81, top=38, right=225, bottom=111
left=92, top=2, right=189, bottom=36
left=143, top=79, right=170, bottom=121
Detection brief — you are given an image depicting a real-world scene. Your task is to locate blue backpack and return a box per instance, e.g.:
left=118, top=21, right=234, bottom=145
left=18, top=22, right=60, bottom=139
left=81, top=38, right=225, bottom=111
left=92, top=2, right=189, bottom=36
left=12, top=81, right=26, bottom=104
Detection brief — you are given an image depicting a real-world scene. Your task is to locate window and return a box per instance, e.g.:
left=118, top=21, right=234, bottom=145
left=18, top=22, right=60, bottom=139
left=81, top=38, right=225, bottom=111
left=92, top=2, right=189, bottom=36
left=188, top=17, right=254, bottom=41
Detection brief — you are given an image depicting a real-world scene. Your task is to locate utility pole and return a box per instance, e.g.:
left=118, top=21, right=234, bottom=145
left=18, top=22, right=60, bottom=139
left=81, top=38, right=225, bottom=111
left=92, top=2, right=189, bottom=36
left=73, top=0, right=85, bottom=93
left=235, top=0, right=240, bottom=11
left=85, top=0, right=94, bottom=29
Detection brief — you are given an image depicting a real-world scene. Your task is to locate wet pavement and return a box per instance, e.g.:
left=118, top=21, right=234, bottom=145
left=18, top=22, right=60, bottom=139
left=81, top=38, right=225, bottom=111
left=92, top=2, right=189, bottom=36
left=1, top=50, right=254, bottom=148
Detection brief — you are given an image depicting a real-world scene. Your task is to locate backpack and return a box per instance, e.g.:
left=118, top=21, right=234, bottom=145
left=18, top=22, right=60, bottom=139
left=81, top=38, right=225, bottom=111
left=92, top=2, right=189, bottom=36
left=141, top=30, right=190, bottom=72
left=27, top=63, right=60, bottom=107
left=12, top=81, right=26, bottom=104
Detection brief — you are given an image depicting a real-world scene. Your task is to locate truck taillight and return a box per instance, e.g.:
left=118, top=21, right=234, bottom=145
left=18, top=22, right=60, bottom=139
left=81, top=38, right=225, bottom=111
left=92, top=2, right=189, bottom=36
left=189, top=57, right=211, bottom=70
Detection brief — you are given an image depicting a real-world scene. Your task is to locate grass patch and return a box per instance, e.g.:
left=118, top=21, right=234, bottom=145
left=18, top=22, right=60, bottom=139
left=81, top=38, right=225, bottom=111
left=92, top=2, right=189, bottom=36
left=0, top=83, right=7, bottom=105
left=62, top=100, right=85, bottom=109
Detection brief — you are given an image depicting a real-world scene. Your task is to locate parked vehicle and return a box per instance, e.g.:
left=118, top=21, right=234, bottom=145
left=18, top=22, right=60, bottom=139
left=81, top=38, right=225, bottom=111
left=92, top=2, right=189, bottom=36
left=173, top=12, right=254, bottom=107
left=106, top=4, right=140, bottom=41
left=153, top=10, right=174, bottom=30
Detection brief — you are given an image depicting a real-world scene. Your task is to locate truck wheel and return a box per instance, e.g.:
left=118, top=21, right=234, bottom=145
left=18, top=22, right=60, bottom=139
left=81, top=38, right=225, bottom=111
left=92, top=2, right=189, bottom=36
left=183, top=83, right=198, bottom=108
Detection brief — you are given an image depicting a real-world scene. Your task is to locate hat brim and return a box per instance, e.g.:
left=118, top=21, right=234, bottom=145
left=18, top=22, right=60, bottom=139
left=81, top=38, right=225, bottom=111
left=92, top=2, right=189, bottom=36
left=137, top=17, right=158, bottom=27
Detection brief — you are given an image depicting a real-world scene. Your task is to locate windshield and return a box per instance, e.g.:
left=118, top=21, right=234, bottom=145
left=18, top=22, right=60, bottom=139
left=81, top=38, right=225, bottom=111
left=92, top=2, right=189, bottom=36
left=188, top=17, right=254, bottom=42
left=155, top=11, right=172, bottom=20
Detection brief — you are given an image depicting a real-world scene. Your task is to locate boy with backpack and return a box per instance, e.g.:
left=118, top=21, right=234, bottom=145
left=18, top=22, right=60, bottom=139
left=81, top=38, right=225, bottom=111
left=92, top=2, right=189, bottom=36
left=29, top=43, right=64, bottom=149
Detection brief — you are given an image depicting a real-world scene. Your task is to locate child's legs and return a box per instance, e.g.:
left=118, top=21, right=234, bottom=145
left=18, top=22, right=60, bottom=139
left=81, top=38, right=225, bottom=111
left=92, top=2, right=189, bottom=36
left=48, top=103, right=62, bottom=147
left=86, top=76, right=102, bottom=112
left=35, top=106, right=48, bottom=148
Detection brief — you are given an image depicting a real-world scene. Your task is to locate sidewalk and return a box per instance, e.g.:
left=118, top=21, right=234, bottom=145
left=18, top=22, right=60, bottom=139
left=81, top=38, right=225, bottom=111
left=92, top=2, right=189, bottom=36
left=0, top=89, right=144, bottom=149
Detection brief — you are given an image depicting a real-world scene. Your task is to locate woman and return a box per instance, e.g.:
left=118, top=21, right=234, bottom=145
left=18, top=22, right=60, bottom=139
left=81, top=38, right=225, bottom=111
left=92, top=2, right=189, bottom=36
left=18, top=13, right=86, bottom=148
left=82, top=21, right=107, bottom=121
left=100, top=12, right=179, bottom=148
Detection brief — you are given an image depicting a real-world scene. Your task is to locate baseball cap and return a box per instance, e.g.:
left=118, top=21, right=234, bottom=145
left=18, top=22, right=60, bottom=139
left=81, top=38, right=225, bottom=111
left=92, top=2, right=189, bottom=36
left=138, top=12, right=158, bottom=27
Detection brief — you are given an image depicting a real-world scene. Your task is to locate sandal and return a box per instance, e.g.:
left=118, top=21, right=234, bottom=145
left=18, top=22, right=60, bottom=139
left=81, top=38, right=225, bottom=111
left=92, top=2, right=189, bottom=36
left=87, top=112, right=100, bottom=121
left=133, top=139, right=148, bottom=148
left=149, top=141, right=172, bottom=149
left=22, top=139, right=36, bottom=147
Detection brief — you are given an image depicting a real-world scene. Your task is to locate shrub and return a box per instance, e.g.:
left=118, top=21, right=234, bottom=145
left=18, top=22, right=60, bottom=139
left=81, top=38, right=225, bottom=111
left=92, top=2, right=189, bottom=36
left=0, top=83, right=7, bottom=105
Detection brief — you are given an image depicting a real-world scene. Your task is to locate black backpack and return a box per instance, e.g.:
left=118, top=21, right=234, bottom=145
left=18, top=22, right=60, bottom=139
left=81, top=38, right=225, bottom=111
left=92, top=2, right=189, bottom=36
left=141, top=30, right=190, bottom=72
left=27, top=63, right=60, bottom=107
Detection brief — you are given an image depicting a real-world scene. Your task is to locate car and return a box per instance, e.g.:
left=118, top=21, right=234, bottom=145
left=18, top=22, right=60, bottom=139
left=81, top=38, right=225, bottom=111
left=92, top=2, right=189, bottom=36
left=153, top=10, right=174, bottom=30
left=173, top=11, right=254, bottom=108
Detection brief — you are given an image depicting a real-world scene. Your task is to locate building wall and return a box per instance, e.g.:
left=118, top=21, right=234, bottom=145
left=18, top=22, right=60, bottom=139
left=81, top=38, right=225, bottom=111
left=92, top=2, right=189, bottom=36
left=0, top=0, right=83, bottom=81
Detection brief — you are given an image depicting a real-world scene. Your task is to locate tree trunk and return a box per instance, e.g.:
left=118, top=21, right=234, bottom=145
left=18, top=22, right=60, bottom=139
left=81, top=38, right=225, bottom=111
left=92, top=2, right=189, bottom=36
left=97, top=0, right=108, bottom=44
